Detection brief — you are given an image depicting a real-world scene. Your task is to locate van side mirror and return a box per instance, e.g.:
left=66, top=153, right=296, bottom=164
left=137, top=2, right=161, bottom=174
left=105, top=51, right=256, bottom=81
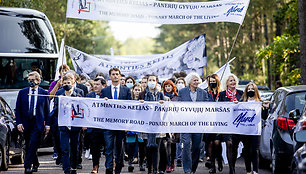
left=289, top=109, right=301, bottom=124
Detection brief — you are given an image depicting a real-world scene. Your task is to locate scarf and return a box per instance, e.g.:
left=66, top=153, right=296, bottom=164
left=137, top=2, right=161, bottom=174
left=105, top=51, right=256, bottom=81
left=164, top=92, right=174, bottom=99
left=226, top=88, right=237, bottom=102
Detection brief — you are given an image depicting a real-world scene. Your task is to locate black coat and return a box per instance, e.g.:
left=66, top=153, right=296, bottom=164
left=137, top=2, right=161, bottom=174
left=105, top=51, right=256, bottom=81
left=218, top=89, right=244, bottom=102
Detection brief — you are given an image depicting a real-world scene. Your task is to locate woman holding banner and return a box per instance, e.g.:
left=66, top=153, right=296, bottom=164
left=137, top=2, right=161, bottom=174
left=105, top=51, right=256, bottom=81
left=178, top=72, right=212, bottom=174
left=240, top=82, right=269, bottom=174
left=139, top=75, right=165, bottom=174
left=205, top=74, right=223, bottom=173
left=162, top=80, right=179, bottom=172
left=218, top=73, right=243, bottom=174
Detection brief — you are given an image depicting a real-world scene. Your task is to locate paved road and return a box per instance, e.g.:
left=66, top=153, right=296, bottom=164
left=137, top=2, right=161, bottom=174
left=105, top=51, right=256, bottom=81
left=3, top=148, right=272, bottom=174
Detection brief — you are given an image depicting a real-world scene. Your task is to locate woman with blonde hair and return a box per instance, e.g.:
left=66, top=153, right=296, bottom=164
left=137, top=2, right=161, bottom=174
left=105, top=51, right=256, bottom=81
left=218, top=73, right=243, bottom=174
left=240, top=82, right=269, bottom=174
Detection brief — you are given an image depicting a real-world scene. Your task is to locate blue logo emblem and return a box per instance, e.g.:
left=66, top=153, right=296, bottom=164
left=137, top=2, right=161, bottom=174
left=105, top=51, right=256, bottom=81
left=233, top=112, right=255, bottom=128
left=225, top=5, right=244, bottom=17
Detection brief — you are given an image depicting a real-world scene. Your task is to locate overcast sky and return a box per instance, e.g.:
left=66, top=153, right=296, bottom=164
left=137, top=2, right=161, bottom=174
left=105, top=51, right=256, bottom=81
left=109, top=21, right=161, bottom=42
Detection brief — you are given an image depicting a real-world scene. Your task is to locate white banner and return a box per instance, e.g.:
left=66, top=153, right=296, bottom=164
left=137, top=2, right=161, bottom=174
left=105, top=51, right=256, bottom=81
left=66, top=0, right=250, bottom=25
left=58, top=96, right=262, bottom=135
left=67, top=34, right=206, bottom=79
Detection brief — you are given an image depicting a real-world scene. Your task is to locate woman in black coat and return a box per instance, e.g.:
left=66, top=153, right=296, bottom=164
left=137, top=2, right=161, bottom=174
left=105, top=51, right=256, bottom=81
left=217, top=73, right=243, bottom=174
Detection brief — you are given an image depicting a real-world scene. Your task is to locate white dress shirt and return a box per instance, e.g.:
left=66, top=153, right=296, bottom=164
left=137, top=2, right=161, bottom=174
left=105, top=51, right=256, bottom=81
left=111, top=84, right=120, bottom=99
left=28, top=87, right=38, bottom=116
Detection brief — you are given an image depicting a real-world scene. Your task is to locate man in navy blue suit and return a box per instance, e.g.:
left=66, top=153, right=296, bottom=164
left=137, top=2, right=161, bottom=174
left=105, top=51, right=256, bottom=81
left=86, top=78, right=107, bottom=173
left=16, top=71, right=50, bottom=174
left=101, top=68, right=132, bottom=174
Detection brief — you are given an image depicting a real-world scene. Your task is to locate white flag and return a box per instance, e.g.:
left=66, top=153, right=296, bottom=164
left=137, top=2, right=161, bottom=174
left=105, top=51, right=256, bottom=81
left=199, top=57, right=235, bottom=90
left=55, top=39, right=67, bottom=80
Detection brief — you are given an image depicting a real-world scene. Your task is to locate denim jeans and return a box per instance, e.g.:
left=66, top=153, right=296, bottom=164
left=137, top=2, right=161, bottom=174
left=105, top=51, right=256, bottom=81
left=104, top=130, right=125, bottom=173
left=181, top=133, right=203, bottom=173
left=176, top=142, right=182, bottom=161
left=59, top=126, right=81, bottom=174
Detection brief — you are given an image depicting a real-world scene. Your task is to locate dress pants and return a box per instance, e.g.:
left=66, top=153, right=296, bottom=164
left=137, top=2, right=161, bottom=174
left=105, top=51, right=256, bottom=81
left=181, top=133, right=203, bottom=173
left=90, top=128, right=104, bottom=167
left=24, top=118, right=41, bottom=169
left=59, top=126, right=81, bottom=174
left=104, top=130, right=125, bottom=173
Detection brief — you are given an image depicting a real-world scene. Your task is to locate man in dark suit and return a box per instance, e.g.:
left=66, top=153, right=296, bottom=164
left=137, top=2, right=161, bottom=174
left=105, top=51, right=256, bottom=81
left=86, top=78, right=107, bottom=173
left=16, top=71, right=50, bottom=174
left=101, top=68, right=132, bottom=174
left=177, top=72, right=212, bottom=174
left=52, top=73, right=83, bottom=174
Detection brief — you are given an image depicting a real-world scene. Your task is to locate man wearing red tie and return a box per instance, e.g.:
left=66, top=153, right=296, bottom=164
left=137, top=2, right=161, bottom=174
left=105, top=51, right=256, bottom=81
left=101, top=68, right=132, bottom=174
left=15, top=71, right=50, bottom=174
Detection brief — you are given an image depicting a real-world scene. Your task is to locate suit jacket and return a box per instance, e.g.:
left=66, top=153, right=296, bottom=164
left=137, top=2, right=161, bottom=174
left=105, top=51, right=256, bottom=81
left=101, top=85, right=132, bottom=100
left=178, top=87, right=212, bottom=102
left=218, top=89, right=243, bottom=102
left=86, top=91, right=99, bottom=98
left=15, top=87, right=50, bottom=132
left=77, top=83, right=88, bottom=96
left=50, top=88, right=83, bottom=127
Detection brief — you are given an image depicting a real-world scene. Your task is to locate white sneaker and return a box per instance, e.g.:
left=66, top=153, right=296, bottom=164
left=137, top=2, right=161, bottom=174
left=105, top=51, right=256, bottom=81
left=85, top=149, right=90, bottom=159
left=88, top=154, right=92, bottom=160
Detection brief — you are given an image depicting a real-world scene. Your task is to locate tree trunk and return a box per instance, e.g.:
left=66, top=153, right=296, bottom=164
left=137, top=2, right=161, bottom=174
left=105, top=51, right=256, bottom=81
left=299, top=0, right=306, bottom=85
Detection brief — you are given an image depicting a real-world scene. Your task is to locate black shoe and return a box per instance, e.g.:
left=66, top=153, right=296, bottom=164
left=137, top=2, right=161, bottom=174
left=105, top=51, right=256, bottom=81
left=76, top=164, right=82, bottom=169
left=205, top=160, right=211, bottom=169
left=176, top=160, right=182, bottom=167
left=32, top=163, right=39, bottom=172
left=128, top=165, right=134, bottom=172
left=106, top=168, right=113, bottom=174
left=209, top=168, right=216, bottom=174
left=140, top=164, right=145, bottom=171
left=24, top=168, right=32, bottom=174
left=70, top=169, right=77, bottom=174
left=217, top=159, right=223, bottom=172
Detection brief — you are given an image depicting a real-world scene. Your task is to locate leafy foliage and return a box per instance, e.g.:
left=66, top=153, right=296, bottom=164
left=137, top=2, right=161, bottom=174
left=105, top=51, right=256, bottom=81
left=257, top=34, right=300, bottom=85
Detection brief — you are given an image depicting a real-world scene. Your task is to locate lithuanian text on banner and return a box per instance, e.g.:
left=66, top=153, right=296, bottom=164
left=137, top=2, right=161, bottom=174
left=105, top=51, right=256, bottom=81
left=67, top=34, right=206, bottom=79
left=58, top=96, right=262, bottom=135
left=66, top=0, right=250, bottom=25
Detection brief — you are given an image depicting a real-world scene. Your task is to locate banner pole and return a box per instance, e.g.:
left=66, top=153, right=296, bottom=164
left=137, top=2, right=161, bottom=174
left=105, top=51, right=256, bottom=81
left=220, top=24, right=243, bottom=81
left=61, top=17, right=68, bottom=66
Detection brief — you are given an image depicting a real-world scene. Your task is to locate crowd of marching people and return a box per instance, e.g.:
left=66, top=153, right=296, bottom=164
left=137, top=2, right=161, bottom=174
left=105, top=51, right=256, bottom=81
left=16, top=64, right=270, bottom=174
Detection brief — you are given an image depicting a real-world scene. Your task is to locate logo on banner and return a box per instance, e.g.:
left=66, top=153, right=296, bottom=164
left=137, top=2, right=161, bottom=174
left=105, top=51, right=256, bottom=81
left=70, top=101, right=90, bottom=120
left=232, top=111, right=256, bottom=128
left=78, top=0, right=91, bottom=14
left=225, top=5, right=245, bottom=17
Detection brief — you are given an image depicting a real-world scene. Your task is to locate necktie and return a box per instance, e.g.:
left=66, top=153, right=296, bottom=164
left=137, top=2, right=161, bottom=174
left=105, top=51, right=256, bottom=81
left=114, top=87, right=118, bottom=99
left=29, top=89, right=35, bottom=118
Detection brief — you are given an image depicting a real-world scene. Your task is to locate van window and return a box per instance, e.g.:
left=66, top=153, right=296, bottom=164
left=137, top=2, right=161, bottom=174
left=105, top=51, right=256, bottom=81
left=0, top=58, right=56, bottom=89
left=0, top=14, right=57, bottom=53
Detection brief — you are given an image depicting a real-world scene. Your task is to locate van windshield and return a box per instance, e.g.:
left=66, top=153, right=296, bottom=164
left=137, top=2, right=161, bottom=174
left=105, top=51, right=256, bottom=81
left=0, top=14, right=57, bottom=53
